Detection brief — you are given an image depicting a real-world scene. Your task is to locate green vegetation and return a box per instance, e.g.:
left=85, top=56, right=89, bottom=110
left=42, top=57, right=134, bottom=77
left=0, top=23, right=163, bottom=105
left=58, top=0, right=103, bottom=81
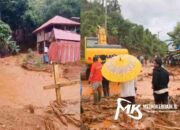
left=0, top=20, right=19, bottom=56
left=0, top=0, right=80, bottom=51
left=22, top=49, right=44, bottom=69
left=81, top=0, right=168, bottom=57
left=168, top=22, right=180, bottom=47
left=0, top=0, right=168, bottom=57
left=43, top=0, right=80, bottom=21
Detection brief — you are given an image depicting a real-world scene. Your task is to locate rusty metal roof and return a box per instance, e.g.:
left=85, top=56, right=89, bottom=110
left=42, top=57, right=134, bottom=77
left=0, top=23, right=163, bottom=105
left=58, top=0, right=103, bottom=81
left=33, top=15, right=80, bottom=33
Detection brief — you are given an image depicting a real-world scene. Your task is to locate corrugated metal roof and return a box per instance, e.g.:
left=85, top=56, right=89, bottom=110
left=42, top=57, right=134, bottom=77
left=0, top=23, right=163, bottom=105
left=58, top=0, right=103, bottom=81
left=48, top=41, right=80, bottom=63
left=33, top=15, right=80, bottom=33
left=53, top=28, right=80, bottom=41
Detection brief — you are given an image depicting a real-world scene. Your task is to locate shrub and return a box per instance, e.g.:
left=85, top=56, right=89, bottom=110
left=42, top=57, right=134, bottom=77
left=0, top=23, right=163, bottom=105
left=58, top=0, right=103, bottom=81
left=0, top=20, right=20, bottom=56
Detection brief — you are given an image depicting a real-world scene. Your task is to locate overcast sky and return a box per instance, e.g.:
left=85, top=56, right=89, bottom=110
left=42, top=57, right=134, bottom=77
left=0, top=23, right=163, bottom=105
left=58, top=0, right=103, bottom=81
left=119, top=0, right=180, bottom=41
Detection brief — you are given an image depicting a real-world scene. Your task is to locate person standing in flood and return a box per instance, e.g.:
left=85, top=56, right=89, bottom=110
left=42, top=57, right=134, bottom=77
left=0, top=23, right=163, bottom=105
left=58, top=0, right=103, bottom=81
left=88, top=56, right=103, bottom=105
left=152, top=58, right=169, bottom=104
left=120, top=79, right=136, bottom=124
left=101, top=58, right=110, bottom=97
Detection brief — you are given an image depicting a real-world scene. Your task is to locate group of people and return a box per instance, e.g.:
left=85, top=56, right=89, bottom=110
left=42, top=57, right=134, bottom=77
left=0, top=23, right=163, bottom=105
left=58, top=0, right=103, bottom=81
left=137, top=55, right=148, bottom=66
left=88, top=56, right=170, bottom=105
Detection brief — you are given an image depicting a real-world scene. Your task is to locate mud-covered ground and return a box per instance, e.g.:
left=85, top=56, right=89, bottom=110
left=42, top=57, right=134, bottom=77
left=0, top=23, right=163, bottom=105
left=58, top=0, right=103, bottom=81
left=81, top=96, right=180, bottom=130
left=0, top=54, right=81, bottom=130
left=81, top=64, right=180, bottom=130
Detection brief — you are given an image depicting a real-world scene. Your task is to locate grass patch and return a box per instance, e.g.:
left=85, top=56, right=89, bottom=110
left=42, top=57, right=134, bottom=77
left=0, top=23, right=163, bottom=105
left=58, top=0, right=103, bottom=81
left=21, top=49, right=49, bottom=71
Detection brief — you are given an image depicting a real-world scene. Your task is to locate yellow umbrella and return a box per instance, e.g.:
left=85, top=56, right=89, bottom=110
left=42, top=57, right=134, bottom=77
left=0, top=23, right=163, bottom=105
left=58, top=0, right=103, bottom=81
left=101, top=54, right=142, bottom=82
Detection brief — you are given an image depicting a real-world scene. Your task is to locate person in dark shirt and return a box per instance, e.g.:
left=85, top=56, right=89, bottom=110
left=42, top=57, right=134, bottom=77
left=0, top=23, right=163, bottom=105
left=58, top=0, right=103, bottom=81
left=101, top=59, right=110, bottom=97
left=102, top=76, right=109, bottom=97
left=152, top=58, right=169, bottom=104
left=101, top=56, right=109, bottom=97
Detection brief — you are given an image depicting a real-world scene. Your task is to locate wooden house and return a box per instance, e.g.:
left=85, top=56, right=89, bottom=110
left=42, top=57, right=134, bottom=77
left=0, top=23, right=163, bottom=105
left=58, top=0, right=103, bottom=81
left=33, top=15, right=80, bottom=53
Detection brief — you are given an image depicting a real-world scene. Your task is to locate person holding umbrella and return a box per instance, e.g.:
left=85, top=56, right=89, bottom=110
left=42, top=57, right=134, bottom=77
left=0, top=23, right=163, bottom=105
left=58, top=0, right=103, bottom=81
left=120, top=79, right=136, bottom=123
left=88, top=56, right=103, bottom=105
left=121, top=80, right=136, bottom=106
left=101, top=54, right=142, bottom=122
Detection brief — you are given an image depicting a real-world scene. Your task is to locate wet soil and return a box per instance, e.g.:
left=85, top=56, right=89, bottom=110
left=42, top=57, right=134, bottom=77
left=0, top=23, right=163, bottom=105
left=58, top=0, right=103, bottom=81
left=0, top=54, right=81, bottom=130
left=81, top=64, right=180, bottom=130
left=81, top=95, right=180, bottom=130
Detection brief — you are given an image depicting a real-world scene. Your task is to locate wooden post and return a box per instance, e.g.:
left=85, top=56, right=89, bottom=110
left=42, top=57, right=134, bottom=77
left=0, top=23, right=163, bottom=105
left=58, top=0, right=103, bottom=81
left=43, top=64, right=79, bottom=105
left=53, top=63, right=61, bottom=104
left=55, top=86, right=61, bottom=104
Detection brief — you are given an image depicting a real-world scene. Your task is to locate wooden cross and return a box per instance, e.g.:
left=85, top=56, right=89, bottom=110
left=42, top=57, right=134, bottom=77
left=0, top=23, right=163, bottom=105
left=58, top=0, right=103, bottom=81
left=43, top=63, right=79, bottom=104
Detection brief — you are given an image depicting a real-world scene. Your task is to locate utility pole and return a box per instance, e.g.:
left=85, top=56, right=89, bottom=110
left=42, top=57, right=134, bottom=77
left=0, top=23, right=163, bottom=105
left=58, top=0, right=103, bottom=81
left=105, top=0, right=107, bottom=34
left=157, top=31, right=161, bottom=39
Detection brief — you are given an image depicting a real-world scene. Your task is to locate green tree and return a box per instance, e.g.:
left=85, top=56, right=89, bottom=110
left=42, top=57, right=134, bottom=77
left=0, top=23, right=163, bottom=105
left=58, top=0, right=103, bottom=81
left=23, top=0, right=46, bottom=28
left=0, top=0, right=28, bottom=30
left=81, top=0, right=168, bottom=57
left=108, top=0, right=121, bottom=13
left=0, top=0, right=80, bottom=50
left=168, top=22, right=180, bottom=47
left=0, top=20, right=12, bottom=40
left=81, top=1, right=106, bottom=37
left=43, top=0, right=80, bottom=21
left=0, top=20, right=19, bottom=56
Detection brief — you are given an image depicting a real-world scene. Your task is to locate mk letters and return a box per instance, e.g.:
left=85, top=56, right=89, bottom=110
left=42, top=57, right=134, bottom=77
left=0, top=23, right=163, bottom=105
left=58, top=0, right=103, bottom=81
left=114, top=98, right=142, bottom=120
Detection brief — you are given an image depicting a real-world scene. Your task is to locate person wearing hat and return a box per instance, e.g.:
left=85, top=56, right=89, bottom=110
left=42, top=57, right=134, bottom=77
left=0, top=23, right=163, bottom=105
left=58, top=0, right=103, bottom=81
left=152, top=58, right=169, bottom=104
left=88, top=56, right=103, bottom=105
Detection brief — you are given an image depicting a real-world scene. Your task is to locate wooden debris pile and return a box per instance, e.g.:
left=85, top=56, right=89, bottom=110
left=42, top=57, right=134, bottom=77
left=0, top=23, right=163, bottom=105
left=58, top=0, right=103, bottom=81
left=81, top=95, right=180, bottom=130
left=44, top=101, right=81, bottom=130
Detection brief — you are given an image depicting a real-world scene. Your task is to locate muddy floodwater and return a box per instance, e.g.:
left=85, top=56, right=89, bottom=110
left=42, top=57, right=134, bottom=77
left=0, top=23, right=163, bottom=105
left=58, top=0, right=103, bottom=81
left=81, top=64, right=180, bottom=130
left=0, top=55, right=81, bottom=130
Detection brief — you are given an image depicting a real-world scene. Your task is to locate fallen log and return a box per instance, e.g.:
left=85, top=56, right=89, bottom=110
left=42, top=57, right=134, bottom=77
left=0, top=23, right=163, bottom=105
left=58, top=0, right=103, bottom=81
left=50, top=103, right=68, bottom=126
left=64, top=115, right=81, bottom=127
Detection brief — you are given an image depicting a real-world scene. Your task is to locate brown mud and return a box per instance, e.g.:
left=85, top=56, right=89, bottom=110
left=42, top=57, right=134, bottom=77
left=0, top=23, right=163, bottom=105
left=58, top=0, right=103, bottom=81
left=81, top=64, right=180, bottom=130
left=0, top=54, right=81, bottom=130
left=81, top=95, right=180, bottom=130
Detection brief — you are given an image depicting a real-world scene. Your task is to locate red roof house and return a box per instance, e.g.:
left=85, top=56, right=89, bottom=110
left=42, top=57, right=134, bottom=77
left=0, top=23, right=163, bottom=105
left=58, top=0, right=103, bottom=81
left=33, top=15, right=80, bottom=63
left=33, top=15, right=80, bottom=33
